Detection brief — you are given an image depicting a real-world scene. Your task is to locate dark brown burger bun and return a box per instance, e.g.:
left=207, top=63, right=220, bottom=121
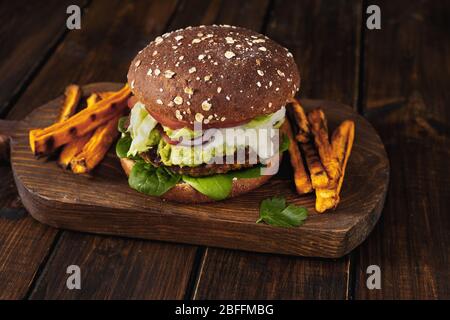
left=127, top=25, right=300, bottom=129
left=120, top=156, right=279, bottom=203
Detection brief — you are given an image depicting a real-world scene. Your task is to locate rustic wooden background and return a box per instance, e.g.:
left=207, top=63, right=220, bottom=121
left=0, top=0, right=448, bottom=299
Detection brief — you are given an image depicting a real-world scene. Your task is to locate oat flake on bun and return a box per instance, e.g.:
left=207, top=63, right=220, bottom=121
left=127, top=25, right=300, bottom=129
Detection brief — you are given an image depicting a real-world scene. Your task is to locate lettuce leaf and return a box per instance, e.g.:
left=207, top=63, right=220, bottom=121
left=244, top=114, right=272, bottom=128
left=229, top=165, right=262, bottom=179
left=127, top=161, right=268, bottom=200
left=182, top=174, right=232, bottom=201
left=279, top=134, right=289, bottom=153
left=128, top=161, right=180, bottom=196
left=118, top=116, right=128, bottom=133
left=116, top=135, right=132, bottom=158
left=182, top=166, right=265, bottom=200
left=127, top=103, right=158, bottom=157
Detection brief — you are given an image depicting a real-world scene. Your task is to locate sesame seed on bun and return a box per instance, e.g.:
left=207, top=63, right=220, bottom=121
left=127, top=25, right=300, bottom=129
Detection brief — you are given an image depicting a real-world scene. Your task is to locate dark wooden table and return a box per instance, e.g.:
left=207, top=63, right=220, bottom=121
left=0, top=0, right=448, bottom=300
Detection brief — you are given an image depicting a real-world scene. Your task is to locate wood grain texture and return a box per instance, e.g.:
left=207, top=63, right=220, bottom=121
left=266, top=0, right=362, bottom=108
left=194, top=0, right=364, bottom=299
left=0, top=0, right=87, bottom=116
left=7, top=0, right=177, bottom=120
left=0, top=0, right=202, bottom=300
left=0, top=167, right=58, bottom=300
left=0, top=0, right=87, bottom=299
left=193, top=249, right=350, bottom=299
left=354, top=0, right=450, bottom=299
left=3, top=83, right=388, bottom=258
left=22, top=0, right=275, bottom=300
left=29, top=232, right=197, bottom=299
left=2, top=0, right=267, bottom=300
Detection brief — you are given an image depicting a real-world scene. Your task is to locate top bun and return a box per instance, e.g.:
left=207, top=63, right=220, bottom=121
left=127, top=25, right=300, bottom=129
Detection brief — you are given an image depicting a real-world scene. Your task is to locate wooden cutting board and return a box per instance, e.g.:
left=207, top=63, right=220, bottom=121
left=0, top=83, right=389, bottom=258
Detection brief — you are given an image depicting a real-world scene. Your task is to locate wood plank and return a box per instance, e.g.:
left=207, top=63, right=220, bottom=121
left=30, top=232, right=197, bottom=299
left=1, top=0, right=194, bottom=300
left=167, top=0, right=270, bottom=32
left=7, top=0, right=176, bottom=120
left=354, top=0, right=450, bottom=299
left=0, top=0, right=87, bottom=299
left=265, top=0, right=362, bottom=108
left=193, top=0, right=362, bottom=299
left=0, top=167, right=58, bottom=300
left=194, top=249, right=350, bottom=299
left=18, top=0, right=271, bottom=299
left=0, top=0, right=87, bottom=116
left=168, top=0, right=222, bottom=28
left=5, top=90, right=387, bottom=258
left=23, top=0, right=276, bottom=300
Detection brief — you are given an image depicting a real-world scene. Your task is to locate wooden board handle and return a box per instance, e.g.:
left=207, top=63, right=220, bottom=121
left=0, top=119, right=21, bottom=162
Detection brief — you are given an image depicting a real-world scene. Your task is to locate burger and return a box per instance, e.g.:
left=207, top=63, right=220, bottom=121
left=117, top=25, right=300, bottom=203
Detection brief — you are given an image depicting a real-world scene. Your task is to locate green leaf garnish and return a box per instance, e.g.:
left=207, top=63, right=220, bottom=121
left=118, top=116, right=129, bottom=133
left=182, top=174, right=233, bottom=201
left=116, top=135, right=132, bottom=158
left=129, top=161, right=180, bottom=196
left=123, top=127, right=277, bottom=200
left=229, top=165, right=262, bottom=179
left=256, top=197, right=308, bottom=227
left=279, top=134, right=290, bottom=153
left=182, top=165, right=265, bottom=200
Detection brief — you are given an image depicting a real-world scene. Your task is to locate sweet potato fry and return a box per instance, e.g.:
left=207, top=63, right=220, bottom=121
left=29, top=85, right=130, bottom=156
left=58, top=133, right=93, bottom=168
left=301, top=142, right=329, bottom=188
left=315, top=189, right=337, bottom=213
left=308, top=108, right=341, bottom=185
left=38, top=84, right=81, bottom=163
left=281, top=120, right=313, bottom=194
left=57, top=84, right=81, bottom=123
left=86, top=93, right=100, bottom=107
left=290, top=98, right=310, bottom=143
left=332, top=120, right=355, bottom=195
left=315, top=120, right=355, bottom=213
left=58, top=93, right=100, bottom=168
left=97, top=91, right=115, bottom=100
left=315, top=180, right=339, bottom=213
left=70, top=115, right=121, bottom=174
left=288, top=102, right=329, bottom=189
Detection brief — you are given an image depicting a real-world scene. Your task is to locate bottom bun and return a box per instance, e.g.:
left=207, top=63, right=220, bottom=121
left=120, top=156, right=280, bottom=203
